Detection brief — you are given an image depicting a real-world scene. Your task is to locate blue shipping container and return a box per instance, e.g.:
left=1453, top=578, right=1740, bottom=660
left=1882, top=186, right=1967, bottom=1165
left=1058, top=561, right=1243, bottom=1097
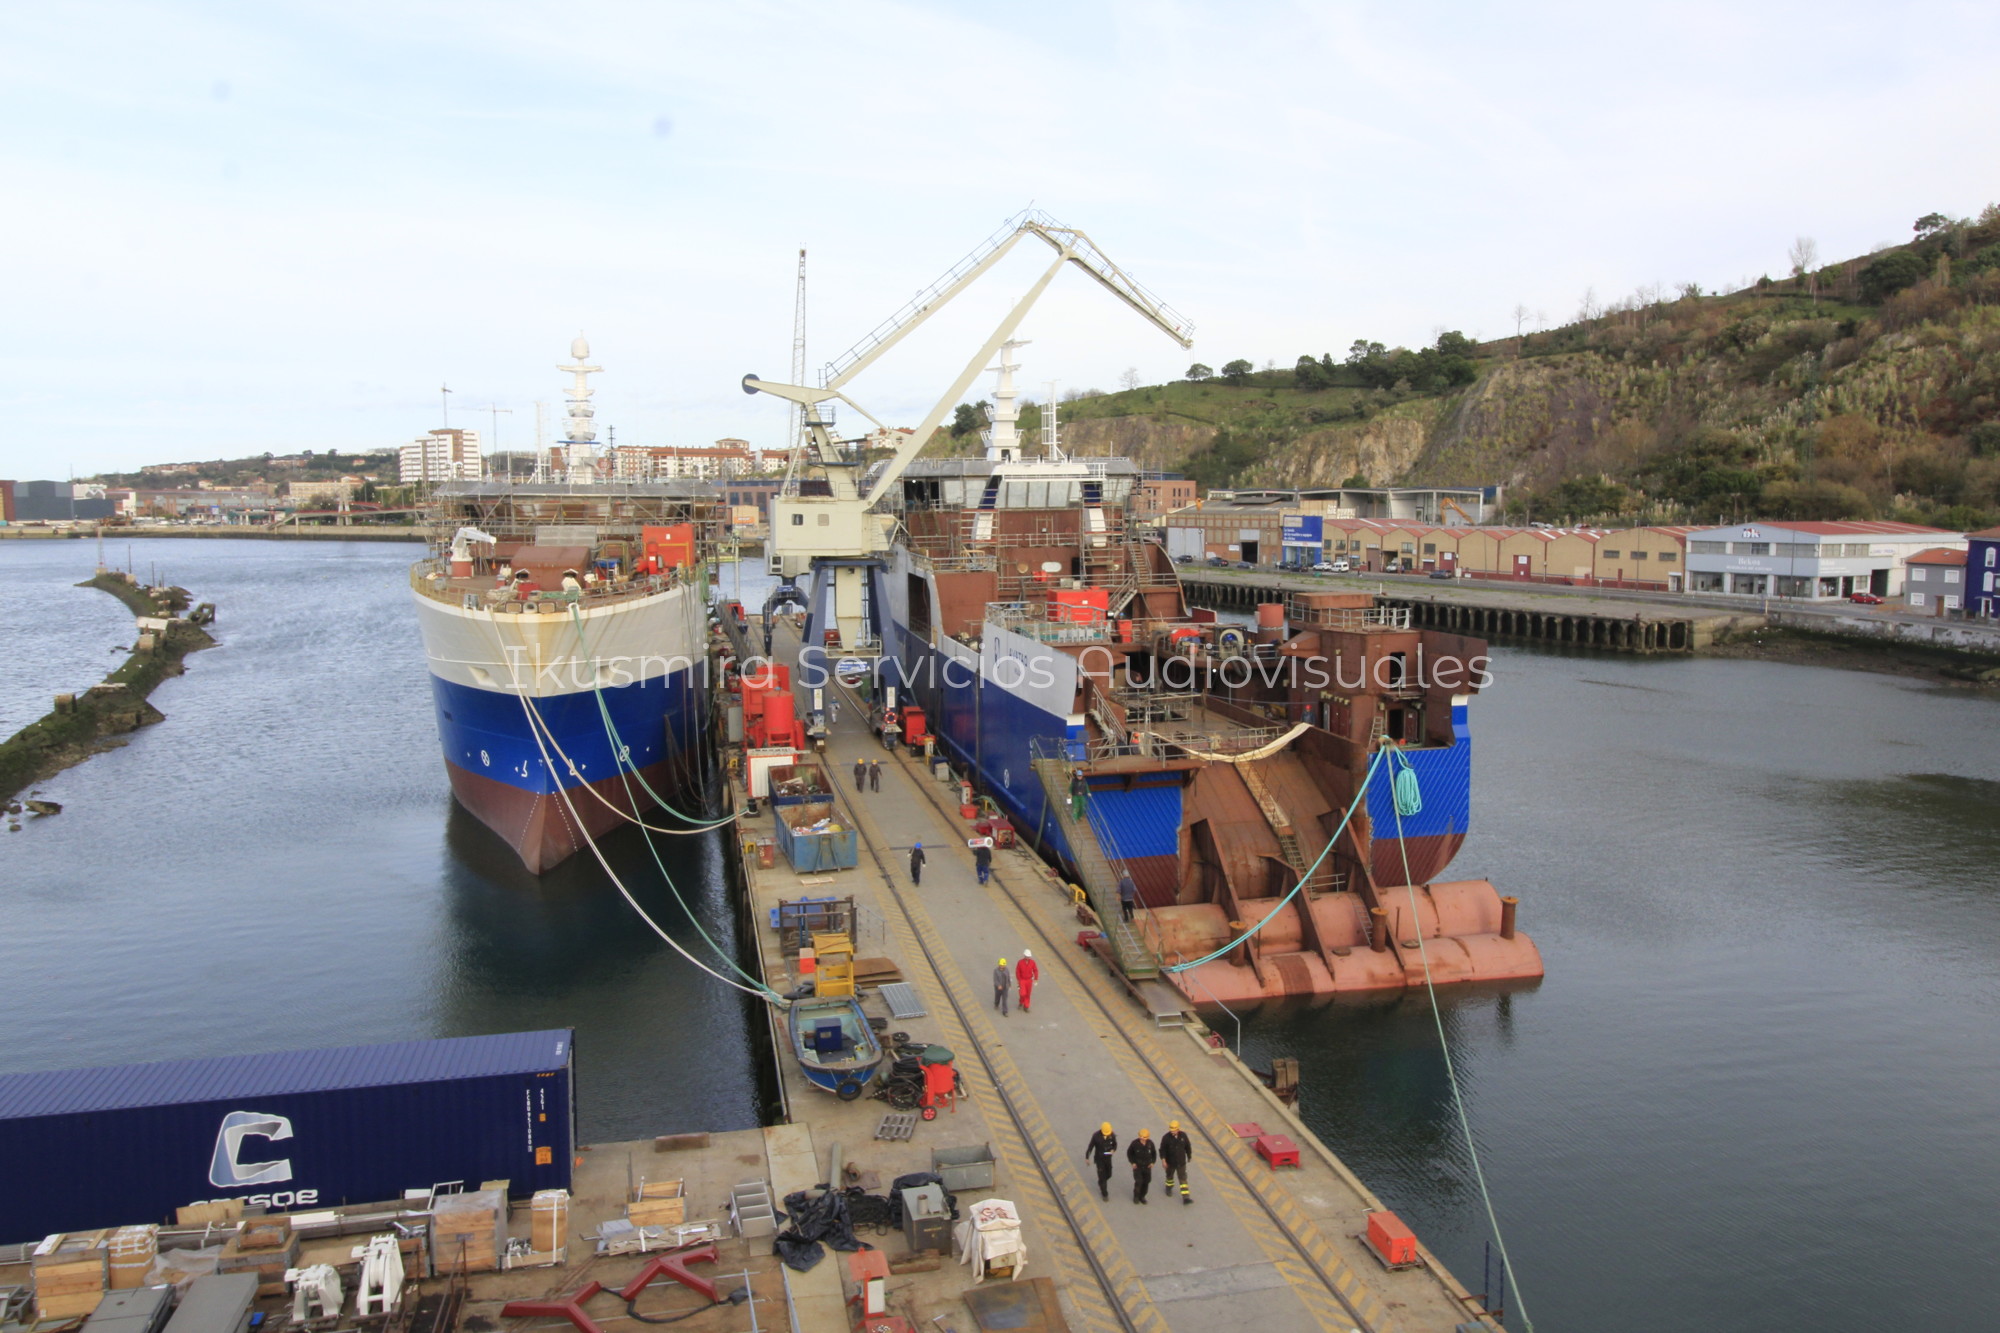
left=0, top=1030, right=573, bottom=1243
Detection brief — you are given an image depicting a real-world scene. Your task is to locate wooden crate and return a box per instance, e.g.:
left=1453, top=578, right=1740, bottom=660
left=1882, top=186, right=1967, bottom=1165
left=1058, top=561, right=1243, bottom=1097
left=219, top=1232, right=298, bottom=1272
left=628, top=1179, right=685, bottom=1228
left=530, top=1191, right=569, bottom=1253
left=107, top=1226, right=158, bottom=1290
left=432, top=1188, right=505, bottom=1274
left=35, top=1290, right=105, bottom=1321
left=175, top=1200, right=245, bottom=1227
left=33, top=1236, right=108, bottom=1321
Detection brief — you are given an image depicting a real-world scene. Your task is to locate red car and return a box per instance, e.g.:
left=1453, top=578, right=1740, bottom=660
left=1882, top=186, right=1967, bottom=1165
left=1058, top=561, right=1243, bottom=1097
left=1848, top=591, right=1884, bottom=604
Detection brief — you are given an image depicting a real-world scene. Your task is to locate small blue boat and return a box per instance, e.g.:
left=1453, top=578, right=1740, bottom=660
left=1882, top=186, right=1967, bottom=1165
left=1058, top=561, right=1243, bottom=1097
left=788, top=996, right=884, bottom=1100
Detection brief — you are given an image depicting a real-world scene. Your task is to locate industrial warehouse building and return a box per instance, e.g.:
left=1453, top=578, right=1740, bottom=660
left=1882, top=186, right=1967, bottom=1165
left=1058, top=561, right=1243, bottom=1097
left=1681, top=521, right=1965, bottom=599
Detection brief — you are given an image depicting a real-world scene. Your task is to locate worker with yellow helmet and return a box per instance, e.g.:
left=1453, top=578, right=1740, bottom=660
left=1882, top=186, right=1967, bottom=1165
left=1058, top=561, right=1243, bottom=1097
left=1126, top=1126, right=1159, bottom=1203
left=1160, top=1119, right=1194, bottom=1205
left=1083, top=1121, right=1118, bottom=1199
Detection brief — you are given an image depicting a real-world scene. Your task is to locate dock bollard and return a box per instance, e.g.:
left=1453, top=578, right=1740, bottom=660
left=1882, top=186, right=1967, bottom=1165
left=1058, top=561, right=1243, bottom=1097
left=1369, top=907, right=1388, bottom=953
left=1500, top=896, right=1518, bottom=941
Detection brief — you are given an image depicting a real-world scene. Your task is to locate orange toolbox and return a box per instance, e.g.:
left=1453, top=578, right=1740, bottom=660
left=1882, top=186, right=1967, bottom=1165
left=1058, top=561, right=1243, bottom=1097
left=1364, top=1210, right=1421, bottom=1268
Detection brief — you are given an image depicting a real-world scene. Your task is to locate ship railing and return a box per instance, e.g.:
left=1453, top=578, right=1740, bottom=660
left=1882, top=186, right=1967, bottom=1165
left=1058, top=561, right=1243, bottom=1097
left=984, top=601, right=1107, bottom=645
left=912, top=551, right=999, bottom=573
left=1287, top=602, right=1413, bottom=631
left=1108, top=689, right=1201, bottom=723
left=1029, top=726, right=1286, bottom=766
left=409, top=562, right=680, bottom=610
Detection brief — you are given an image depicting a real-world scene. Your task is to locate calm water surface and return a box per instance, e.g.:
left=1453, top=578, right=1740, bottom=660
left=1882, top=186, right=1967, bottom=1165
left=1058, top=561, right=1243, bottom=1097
left=6, top=542, right=1999, bottom=1330
left=1242, top=646, right=2000, bottom=1332
left=0, top=538, right=762, bottom=1144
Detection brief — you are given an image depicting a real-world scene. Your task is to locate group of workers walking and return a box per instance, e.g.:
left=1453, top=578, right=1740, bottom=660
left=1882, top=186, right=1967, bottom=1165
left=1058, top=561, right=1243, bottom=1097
left=852, top=758, right=883, bottom=793
left=1086, top=1121, right=1193, bottom=1205
left=991, top=952, right=1038, bottom=1014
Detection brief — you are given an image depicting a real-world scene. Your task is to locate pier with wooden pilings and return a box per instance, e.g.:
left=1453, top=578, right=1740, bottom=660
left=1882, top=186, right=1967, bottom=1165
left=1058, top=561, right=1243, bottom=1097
left=1180, top=568, right=1763, bottom=653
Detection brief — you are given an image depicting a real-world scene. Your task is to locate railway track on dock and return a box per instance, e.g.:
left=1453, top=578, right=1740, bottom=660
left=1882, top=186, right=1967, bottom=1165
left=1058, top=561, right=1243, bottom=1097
left=824, top=679, right=1403, bottom=1333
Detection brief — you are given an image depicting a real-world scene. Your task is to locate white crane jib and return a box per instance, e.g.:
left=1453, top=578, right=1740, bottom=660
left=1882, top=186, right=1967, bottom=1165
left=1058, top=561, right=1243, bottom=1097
left=743, top=210, right=1193, bottom=581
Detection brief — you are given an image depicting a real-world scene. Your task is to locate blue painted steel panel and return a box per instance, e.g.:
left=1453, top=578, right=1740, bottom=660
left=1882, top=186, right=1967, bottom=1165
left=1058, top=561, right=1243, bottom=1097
left=1085, top=784, right=1182, bottom=863
left=0, top=1031, right=573, bottom=1243
left=431, top=666, right=701, bottom=795
left=1366, top=702, right=1471, bottom=842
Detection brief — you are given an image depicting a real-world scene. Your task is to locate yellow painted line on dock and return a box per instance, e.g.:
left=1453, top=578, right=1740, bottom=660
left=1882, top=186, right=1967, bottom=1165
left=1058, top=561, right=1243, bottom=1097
left=964, top=852, right=1395, bottom=1333
left=840, top=774, right=1164, bottom=1333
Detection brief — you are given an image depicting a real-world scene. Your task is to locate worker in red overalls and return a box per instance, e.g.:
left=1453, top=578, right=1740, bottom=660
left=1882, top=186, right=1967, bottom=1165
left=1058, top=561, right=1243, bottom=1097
left=1015, top=950, right=1040, bottom=1013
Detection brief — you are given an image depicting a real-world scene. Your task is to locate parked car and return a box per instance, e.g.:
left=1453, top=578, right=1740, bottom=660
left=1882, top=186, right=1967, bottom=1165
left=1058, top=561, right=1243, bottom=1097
left=1235, top=560, right=1254, bottom=569
left=1848, top=591, right=1884, bottom=604
left=1428, top=567, right=1455, bottom=580
left=1205, top=555, right=1229, bottom=567
left=1329, top=558, right=1352, bottom=573
left=1311, top=561, right=1337, bottom=573
left=1173, top=554, right=1192, bottom=564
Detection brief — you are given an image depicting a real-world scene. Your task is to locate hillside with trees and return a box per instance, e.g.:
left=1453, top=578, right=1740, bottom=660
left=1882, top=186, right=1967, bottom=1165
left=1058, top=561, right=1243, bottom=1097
left=981, top=206, right=2000, bottom=529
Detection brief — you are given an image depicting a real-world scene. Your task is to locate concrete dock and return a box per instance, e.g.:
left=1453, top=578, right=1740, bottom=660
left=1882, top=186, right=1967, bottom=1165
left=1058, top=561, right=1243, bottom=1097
left=726, top=664, right=1505, bottom=1333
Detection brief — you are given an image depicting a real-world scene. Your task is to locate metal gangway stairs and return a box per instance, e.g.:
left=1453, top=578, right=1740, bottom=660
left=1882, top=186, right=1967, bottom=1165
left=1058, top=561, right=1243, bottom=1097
left=1030, top=749, right=1159, bottom=980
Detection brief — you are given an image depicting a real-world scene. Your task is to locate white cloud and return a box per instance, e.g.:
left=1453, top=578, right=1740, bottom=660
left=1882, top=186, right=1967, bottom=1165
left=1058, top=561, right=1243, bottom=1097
left=1, top=0, right=1996, bottom=475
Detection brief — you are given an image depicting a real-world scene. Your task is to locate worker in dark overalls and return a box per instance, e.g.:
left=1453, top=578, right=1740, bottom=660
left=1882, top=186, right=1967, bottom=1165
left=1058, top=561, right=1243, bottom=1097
left=1084, top=1123, right=1119, bottom=1200
left=1160, top=1119, right=1194, bottom=1205
left=1126, top=1127, right=1158, bottom=1204
left=853, top=759, right=867, bottom=791
left=908, top=840, right=926, bottom=886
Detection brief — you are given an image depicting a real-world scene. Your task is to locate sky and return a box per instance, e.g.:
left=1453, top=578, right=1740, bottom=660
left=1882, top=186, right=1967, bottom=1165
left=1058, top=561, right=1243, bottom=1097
left=3, top=0, right=1997, bottom=478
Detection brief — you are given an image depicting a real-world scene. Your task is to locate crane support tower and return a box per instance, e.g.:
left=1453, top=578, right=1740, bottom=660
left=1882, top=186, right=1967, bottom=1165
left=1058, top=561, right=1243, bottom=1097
left=741, top=209, right=1193, bottom=667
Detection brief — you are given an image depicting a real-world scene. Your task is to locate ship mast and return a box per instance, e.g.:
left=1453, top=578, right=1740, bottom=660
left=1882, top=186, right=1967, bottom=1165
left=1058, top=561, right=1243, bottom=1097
left=985, top=340, right=1028, bottom=464
left=559, top=335, right=603, bottom=483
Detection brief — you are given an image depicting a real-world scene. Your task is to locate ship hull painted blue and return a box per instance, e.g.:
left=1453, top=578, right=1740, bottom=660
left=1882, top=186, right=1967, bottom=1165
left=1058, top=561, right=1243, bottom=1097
left=429, top=666, right=705, bottom=798
left=892, top=628, right=1186, bottom=881
left=893, top=628, right=1079, bottom=867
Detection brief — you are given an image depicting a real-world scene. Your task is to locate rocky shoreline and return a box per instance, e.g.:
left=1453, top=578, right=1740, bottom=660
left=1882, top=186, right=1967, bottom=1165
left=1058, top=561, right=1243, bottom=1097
left=0, top=571, right=215, bottom=815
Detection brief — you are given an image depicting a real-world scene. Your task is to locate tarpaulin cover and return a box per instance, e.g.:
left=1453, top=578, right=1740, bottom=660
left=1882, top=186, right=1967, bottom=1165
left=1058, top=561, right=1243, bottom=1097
left=774, top=1189, right=871, bottom=1272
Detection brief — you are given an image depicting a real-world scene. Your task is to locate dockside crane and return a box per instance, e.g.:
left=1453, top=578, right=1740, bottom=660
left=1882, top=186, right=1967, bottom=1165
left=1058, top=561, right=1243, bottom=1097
left=741, top=209, right=1194, bottom=666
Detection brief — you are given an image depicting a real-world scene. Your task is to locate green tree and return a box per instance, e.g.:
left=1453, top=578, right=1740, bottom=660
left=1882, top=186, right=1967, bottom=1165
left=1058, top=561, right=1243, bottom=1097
left=1433, top=330, right=1476, bottom=360
left=1341, top=473, right=1369, bottom=488
left=1185, top=363, right=1213, bottom=381
left=1860, top=251, right=1927, bottom=303
left=1182, top=427, right=1261, bottom=489
left=1914, top=212, right=1951, bottom=240
left=1220, top=359, right=1253, bottom=386
left=1294, top=355, right=1329, bottom=390
left=949, top=401, right=988, bottom=437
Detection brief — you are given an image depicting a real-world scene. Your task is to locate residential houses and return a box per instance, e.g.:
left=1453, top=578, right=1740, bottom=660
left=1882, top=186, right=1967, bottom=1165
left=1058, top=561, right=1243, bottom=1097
left=1967, top=526, right=2000, bottom=619
left=1904, top=547, right=1969, bottom=615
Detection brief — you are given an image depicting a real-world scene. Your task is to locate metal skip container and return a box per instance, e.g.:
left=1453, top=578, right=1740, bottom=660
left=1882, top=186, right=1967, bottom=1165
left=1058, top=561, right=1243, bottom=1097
left=0, top=1030, right=575, bottom=1244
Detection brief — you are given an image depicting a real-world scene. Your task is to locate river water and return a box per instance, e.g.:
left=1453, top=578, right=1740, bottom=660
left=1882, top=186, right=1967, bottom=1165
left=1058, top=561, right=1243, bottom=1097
left=0, top=538, right=763, bottom=1144
left=5, top=540, right=1998, bottom=1330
